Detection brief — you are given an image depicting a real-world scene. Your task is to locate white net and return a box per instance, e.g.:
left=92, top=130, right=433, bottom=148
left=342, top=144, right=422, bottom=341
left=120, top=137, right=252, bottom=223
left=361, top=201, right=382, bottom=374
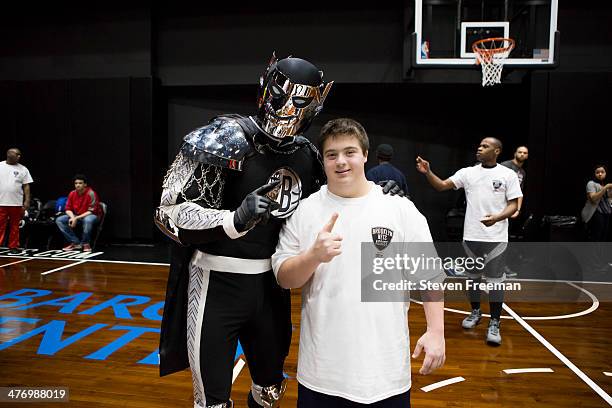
left=473, top=38, right=514, bottom=87
left=477, top=54, right=506, bottom=86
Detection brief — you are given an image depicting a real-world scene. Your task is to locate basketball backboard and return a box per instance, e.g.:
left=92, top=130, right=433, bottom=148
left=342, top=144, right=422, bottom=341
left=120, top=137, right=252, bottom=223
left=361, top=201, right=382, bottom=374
left=412, top=0, right=559, bottom=68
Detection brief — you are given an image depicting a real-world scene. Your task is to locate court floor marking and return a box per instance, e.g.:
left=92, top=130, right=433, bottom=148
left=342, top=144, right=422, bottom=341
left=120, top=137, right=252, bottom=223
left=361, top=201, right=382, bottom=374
left=411, top=281, right=600, bottom=321
left=0, top=258, right=33, bottom=268
left=502, top=302, right=612, bottom=406
left=515, top=277, right=612, bottom=286
left=41, top=260, right=88, bottom=275
left=0, top=254, right=170, bottom=267
left=420, top=377, right=465, bottom=392
left=58, top=258, right=170, bottom=267
left=2, top=255, right=606, bottom=320
left=2, top=256, right=610, bottom=401
left=522, top=282, right=599, bottom=321
left=503, top=368, right=554, bottom=374
left=232, top=359, right=246, bottom=384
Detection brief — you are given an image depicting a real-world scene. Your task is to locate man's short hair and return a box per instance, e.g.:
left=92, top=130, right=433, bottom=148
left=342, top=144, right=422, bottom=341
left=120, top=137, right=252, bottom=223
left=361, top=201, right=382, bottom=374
left=73, top=174, right=88, bottom=184
left=487, top=137, right=503, bottom=152
left=318, top=118, right=369, bottom=153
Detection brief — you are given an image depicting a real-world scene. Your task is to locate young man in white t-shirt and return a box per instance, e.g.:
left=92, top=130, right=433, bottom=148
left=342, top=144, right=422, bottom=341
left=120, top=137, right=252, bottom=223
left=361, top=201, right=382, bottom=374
left=0, top=148, right=33, bottom=250
left=272, top=118, right=445, bottom=407
left=416, top=137, right=522, bottom=345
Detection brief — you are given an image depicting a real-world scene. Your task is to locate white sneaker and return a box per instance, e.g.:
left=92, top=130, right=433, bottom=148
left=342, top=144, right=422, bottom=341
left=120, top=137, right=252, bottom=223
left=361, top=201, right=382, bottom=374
left=462, top=309, right=482, bottom=329
left=486, top=318, right=502, bottom=345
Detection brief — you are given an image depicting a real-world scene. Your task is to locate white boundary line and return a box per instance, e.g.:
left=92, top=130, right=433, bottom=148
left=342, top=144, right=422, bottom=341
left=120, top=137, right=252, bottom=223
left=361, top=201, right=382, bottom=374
left=41, top=260, right=88, bottom=275
left=0, top=254, right=169, bottom=267
left=412, top=282, right=600, bottom=321
left=446, top=275, right=612, bottom=286
left=421, top=377, right=465, bottom=393
left=60, top=258, right=170, bottom=267
left=604, top=372, right=612, bottom=377
left=0, top=258, right=33, bottom=268
left=503, top=368, right=554, bottom=374
left=515, top=278, right=612, bottom=286
left=232, top=359, right=246, bottom=384
left=502, top=303, right=612, bottom=405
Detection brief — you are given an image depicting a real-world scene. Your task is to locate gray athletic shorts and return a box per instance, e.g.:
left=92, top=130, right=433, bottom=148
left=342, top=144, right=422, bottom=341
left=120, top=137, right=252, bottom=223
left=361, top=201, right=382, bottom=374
left=462, top=240, right=507, bottom=283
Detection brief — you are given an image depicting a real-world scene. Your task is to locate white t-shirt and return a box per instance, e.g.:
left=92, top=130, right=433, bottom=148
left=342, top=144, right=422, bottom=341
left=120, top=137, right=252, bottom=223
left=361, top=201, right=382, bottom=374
left=0, top=161, right=34, bottom=206
left=449, top=163, right=522, bottom=242
left=272, top=183, right=444, bottom=404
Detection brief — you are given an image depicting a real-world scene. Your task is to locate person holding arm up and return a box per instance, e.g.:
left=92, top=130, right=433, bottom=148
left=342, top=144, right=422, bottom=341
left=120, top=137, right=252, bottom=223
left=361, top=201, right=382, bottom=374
left=273, top=118, right=445, bottom=407
left=416, top=137, right=521, bottom=346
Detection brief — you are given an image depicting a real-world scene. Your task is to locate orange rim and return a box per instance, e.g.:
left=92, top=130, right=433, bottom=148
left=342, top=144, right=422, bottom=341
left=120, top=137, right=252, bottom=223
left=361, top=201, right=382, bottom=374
left=472, top=37, right=515, bottom=63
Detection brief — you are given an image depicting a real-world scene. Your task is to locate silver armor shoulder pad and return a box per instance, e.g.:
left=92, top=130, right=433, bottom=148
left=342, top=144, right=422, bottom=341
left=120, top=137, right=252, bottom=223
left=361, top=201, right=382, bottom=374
left=180, top=117, right=253, bottom=171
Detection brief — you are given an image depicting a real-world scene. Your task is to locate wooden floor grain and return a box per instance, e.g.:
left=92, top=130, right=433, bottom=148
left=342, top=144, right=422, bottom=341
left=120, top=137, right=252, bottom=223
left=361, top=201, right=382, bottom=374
left=0, top=257, right=610, bottom=407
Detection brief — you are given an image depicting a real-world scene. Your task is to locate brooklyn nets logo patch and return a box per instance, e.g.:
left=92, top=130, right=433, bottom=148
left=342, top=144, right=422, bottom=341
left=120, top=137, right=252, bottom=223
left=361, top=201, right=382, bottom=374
left=266, top=167, right=302, bottom=219
left=371, top=226, right=394, bottom=251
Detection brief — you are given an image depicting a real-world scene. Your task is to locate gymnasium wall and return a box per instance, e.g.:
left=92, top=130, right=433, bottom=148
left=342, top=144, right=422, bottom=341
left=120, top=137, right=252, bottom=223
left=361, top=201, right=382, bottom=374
left=1, top=3, right=610, bottom=240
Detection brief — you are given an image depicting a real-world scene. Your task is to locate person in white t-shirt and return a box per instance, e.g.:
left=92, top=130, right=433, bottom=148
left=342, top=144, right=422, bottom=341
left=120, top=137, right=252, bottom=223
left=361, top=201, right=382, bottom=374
left=272, top=118, right=445, bottom=407
left=0, top=148, right=33, bottom=250
left=416, top=137, right=521, bottom=346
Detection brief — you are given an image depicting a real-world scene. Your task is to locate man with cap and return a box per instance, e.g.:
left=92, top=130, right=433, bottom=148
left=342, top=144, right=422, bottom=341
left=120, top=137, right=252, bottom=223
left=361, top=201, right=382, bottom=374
left=366, top=144, right=410, bottom=198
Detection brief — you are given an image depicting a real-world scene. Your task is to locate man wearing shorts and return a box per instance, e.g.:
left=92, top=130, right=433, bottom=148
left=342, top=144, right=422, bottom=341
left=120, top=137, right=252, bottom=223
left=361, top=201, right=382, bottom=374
left=416, top=137, right=521, bottom=345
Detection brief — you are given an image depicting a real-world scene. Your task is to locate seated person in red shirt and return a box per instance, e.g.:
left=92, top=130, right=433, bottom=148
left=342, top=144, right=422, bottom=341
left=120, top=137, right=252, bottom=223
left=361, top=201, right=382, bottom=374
left=55, top=174, right=102, bottom=252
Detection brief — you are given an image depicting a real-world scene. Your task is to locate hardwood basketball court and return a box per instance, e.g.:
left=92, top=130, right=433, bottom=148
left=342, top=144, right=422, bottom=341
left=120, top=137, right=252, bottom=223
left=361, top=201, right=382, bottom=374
left=1, top=253, right=610, bottom=407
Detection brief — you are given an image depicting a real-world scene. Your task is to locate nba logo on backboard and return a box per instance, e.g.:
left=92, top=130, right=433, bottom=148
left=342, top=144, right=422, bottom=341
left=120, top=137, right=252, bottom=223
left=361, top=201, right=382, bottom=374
left=421, top=41, right=430, bottom=59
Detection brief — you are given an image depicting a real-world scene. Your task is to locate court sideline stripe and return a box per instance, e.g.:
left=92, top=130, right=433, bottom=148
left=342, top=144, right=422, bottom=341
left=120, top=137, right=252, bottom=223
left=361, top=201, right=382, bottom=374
left=503, top=368, right=554, bottom=374
left=420, top=377, right=465, bottom=392
left=232, top=359, right=246, bottom=384
left=0, top=255, right=170, bottom=267
left=502, top=303, right=612, bottom=406
left=41, top=260, right=88, bottom=275
left=514, top=278, right=612, bottom=286
left=0, top=258, right=33, bottom=268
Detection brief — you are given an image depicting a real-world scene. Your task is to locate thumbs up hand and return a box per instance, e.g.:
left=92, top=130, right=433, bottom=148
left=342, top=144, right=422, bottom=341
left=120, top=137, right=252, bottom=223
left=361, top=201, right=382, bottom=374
left=309, top=213, right=343, bottom=263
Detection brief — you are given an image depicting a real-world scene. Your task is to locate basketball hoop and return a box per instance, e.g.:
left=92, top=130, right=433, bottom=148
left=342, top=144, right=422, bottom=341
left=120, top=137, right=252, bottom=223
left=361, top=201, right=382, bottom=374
left=472, top=37, right=515, bottom=87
